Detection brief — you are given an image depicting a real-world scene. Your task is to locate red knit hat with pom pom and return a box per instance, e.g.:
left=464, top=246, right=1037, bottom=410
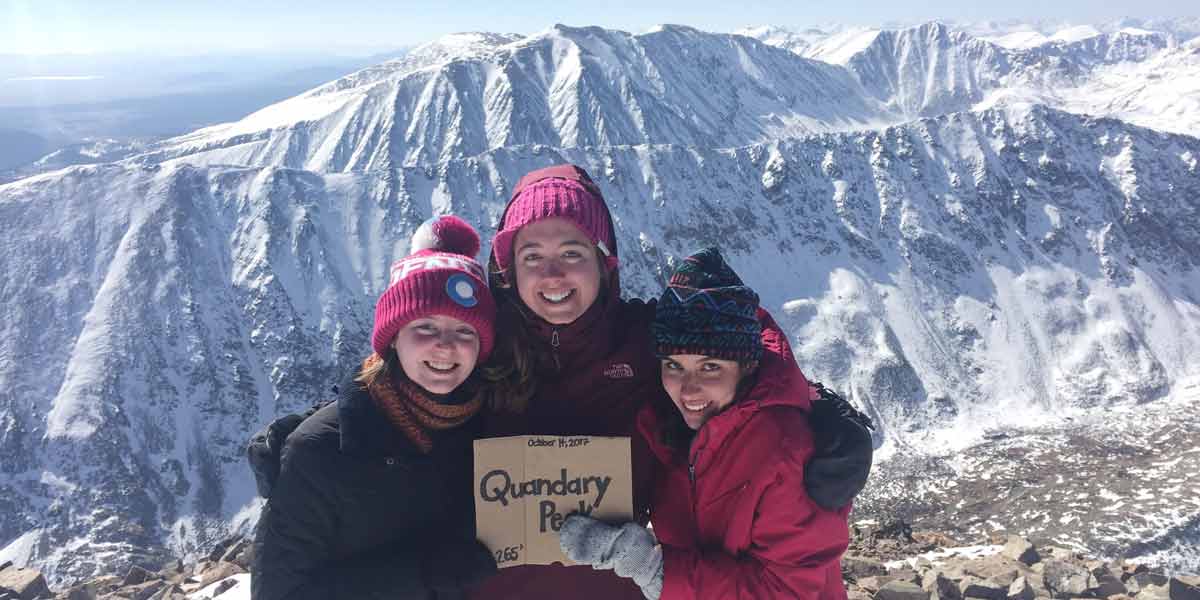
left=371, top=215, right=496, bottom=360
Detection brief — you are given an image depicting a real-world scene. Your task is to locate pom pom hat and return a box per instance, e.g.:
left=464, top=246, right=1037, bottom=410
left=371, top=215, right=496, bottom=360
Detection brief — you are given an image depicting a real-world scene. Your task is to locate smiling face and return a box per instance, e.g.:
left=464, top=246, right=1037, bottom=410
left=392, top=315, right=481, bottom=394
left=512, top=217, right=604, bottom=325
left=660, top=355, right=747, bottom=430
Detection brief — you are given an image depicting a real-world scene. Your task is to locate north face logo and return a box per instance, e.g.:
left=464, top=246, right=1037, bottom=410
left=604, top=363, right=634, bottom=379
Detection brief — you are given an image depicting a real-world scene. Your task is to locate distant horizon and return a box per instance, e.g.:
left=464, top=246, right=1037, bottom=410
left=2, top=16, right=1196, bottom=59
left=3, top=11, right=1198, bottom=110
left=3, top=0, right=1198, bottom=55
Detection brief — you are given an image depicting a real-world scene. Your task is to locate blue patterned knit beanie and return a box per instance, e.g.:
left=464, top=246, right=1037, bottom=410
left=653, top=247, right=762, bottom=362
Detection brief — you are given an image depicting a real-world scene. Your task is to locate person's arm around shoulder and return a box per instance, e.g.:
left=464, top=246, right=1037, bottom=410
left=660, top=414, right=850, bottom=600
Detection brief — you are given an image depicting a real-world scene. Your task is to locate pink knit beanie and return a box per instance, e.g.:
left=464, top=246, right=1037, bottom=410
left=490, top=164, right=618, bottom=275
left=371, top=215, right=496, bottom=360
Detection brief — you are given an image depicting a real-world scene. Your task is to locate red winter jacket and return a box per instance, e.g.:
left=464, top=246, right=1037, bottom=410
left=637, top=309, right=850, bottom=600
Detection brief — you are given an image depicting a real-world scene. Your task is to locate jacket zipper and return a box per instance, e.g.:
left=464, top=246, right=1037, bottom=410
left=550, top=329, right=561, bottom=369
left=687, top=433, right=705, bottom=541
left=688, top=429, right=705, bottom=485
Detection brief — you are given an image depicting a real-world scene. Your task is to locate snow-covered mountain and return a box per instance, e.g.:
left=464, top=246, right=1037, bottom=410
left=2, top=20, right=1199, bottom=582
left=960, top=17, right=1200, bottom=47
left=742, top=21, right=1200, bottom=137
left=136, top=25, right=891, bottom=172
left=738, top=17, right=1200, bottom=54
left=825, top=23, right=1021, bottom=117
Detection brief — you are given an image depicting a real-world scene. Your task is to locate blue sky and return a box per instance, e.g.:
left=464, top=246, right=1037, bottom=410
left=7, top=0, right=1200, bottom=55
left=3, top=0, right=1198, bottom=55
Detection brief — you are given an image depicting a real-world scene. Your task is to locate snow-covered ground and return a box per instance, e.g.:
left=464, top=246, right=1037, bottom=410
left=858, top=377, right=1200, bottom=571
left=187, top=573, right=250, bottom=600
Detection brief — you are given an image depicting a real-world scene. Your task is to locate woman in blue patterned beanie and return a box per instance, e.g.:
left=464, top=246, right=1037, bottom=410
left=560, top=247, right=852, bottom=600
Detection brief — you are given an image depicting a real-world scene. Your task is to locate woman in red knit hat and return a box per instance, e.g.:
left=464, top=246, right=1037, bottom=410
left=251, top=216, right=501, bottom=600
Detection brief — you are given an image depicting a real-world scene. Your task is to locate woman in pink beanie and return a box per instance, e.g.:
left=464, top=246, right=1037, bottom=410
left=469, top=165, right=873, bottom=600
left=252, top=216, right=501, bottom=600
left=468, top=164, right=664, bottom=600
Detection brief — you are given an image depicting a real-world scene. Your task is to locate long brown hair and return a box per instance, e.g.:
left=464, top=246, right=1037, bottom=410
left=475, top=298, right=548, bottom=413
left=477, top=246, right=610, bottom=414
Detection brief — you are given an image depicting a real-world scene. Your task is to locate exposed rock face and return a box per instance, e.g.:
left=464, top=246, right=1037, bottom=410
left=1008, top=576, right=1036, bottom=600
left=1169, top=577, right=1200, bottom=600
left=926, top=571, right=964, bottom=600
left=1043, top=560, right=1097, bottom=598
left=878, top=580, right=932, bottom=600
left=1003, top=536, right=1040, bottom=566
left=0, top=564, right=51, bottom=599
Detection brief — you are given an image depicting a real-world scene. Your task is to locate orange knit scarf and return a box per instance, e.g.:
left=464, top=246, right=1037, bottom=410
left=364, top=355, right=482, bottom=453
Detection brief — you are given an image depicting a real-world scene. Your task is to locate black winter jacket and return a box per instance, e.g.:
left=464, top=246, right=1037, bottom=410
left=251, top=376, right=482, bottom=600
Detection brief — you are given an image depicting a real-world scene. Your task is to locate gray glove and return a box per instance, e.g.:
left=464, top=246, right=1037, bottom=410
left=559, top=515, right=663, bottom=600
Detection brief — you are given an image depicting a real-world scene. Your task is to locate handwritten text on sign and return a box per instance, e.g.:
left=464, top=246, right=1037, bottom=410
left=473, top=435, right=632, bottom=567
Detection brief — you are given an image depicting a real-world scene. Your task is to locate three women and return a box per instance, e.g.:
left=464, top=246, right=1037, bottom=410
left=250, top=164, right=869, bottom=599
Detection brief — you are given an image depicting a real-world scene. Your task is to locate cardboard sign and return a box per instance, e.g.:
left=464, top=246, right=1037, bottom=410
left=474, top=435, right=633, bottom=568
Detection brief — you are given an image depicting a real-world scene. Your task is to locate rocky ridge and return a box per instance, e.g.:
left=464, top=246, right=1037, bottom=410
left=0, top=534, right=250, bottom=600
left=842, top=526, right=1199, bottom=600
left=2, top=527, right=1197, bottom=600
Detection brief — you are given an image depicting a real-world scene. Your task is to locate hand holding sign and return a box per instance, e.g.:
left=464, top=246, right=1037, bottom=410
left=474, top=436, right=633, bottom=567
left=559, top=515, right=664, bottom=600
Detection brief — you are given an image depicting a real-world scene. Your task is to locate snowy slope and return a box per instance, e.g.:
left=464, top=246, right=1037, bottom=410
left=1035, top=27, right=1171, bottom=67
left=736, top=24, right=887, bottom=65
left=743, top=22, right=1037, bottom=119
left=3, top=102, right=1200, bottom=581
left=831, top=23, right=1020, bottom=118
left=982, top=30, right=1053, bottom=51
left=740, top=18, right=1200, bottom=55
left=977, top=38, right=1200, bottom=137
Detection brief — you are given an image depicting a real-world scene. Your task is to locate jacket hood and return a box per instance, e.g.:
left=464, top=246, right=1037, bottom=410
left=490, top=164, right=622, bottom=293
